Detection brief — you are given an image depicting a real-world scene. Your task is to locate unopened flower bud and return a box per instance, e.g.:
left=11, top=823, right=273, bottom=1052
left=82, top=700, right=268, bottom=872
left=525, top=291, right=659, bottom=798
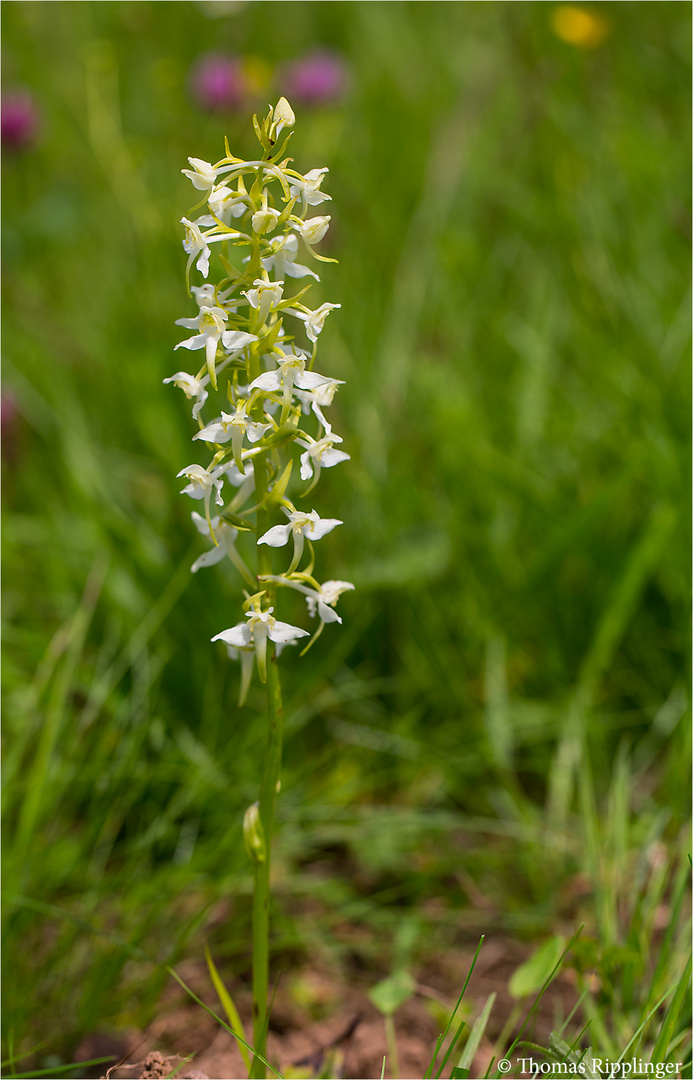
left=297, top=216, right=330, bottom=245
left=273, top=96, right=295, bottom=136
left=243, top=802, right=267, bottom=863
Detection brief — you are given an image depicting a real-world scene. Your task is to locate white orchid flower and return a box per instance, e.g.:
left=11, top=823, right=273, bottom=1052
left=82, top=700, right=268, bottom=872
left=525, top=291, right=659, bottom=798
left=194, top=403, right=272, bottom=446
left=212, top=606, right=308, bottom=688
left=258, top=508, right=342, bottom=572
left=294, top=377, right=344, bottom=432
left=175, top=303, right=227, bottom=382
left=181, top=217, right=217, bottom=280
left=304, top=579, right=355, bottom=623
left=177, top=462, right=226, bottom=527
left=208, top=184, right=248, bottom=224
left=251, top=192, right=281, bottom=236
left=262, top=575, right=354, bottom=626
left=242, top=279, right=284, bottom=325
left=193, top=400, right=272, bottom=472
left=289, top=168, right=331, bottom=209
left=260, top=233, right=319, bottom=281
left=297, top=433, right=350, bottom=488
left=287, top=302, right=341, bottom=344
left=175, top=305, right=256, bottom=387
left=163, top=353, right=252, bottom=424
left=190, top=283, right=217, bottom=308
left=163, top=371, right=209, bottom=420
left=181, top=157, right=219, bottom=191
left=218, top=332, right=258, bottom=370
left=249, top=349, right=334, bottom=412
left=190, top=511, right=237, bottom=571
left=190, top=510, right=255, bottom=586
left=296, top=216, right=330, bottom=245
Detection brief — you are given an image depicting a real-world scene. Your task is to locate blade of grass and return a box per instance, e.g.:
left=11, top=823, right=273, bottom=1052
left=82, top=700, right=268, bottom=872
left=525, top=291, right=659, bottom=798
left=0, top=1045, right=47, bottom=1070
left=204, top=942, right=251, bottom=1076
left=426, top=934, right=485, bottom=1079
left=14, top=555, right=107, bottom=852
left=611, top=983, right=679, bottom=1068
left=650, top=856, right=691, bottom=999
left=167, top=966, right=283, bottom=1080
left=166, top=1054, right=194, bottom=1079
left=435, top=1022, right=467, bottom=1080
left=4, top=894, right=152, bottom=962
left=454, top=992, right=496, bottom=1077
left=11, top=1057, right=115, bottom=1079
left=649, top=955, right=692, bottom=1065
left=549, top=502, right=676, bottom=824
left=426, top=1034, right=445, bottom=1080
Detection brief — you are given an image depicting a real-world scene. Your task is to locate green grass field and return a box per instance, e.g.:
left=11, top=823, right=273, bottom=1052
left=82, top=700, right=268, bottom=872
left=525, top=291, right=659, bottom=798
left=2, top=2, right=691, bottom=1076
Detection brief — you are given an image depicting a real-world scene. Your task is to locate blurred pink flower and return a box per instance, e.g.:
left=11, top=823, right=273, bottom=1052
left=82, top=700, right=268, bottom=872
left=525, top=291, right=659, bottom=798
left=189, top=54, right=245, bottom=111
left=281, top=51, right=347, bottom=106
left=1, top=90, right=39, bottom=149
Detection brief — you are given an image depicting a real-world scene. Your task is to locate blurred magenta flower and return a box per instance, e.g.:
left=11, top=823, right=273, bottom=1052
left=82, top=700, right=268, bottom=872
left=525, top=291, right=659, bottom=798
left=281, top=51, right=347, bottom=106
left=190, top=54, right=245, bottom=111
left=1, top=90, right=39, bottom=149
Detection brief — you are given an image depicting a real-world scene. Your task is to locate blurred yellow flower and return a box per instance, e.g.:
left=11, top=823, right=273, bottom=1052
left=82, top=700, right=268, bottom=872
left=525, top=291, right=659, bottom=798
left=242, top=55, right=273, bottom=95
left=552, top=5, right=610, bottom=48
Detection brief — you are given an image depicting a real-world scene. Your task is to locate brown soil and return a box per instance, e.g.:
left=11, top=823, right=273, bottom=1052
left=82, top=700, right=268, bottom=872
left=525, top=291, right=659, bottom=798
left=83, top=938, right=577, bottom=1080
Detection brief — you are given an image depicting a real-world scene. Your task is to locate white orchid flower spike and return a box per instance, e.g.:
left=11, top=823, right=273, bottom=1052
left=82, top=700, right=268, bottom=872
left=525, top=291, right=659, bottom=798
left=171, top=99, right=353, bottom=708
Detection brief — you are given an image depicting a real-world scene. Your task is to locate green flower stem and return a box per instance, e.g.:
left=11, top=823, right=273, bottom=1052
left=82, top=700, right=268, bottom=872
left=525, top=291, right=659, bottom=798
left=250, top=448, right=283, bottom=1080
left=385, top=1015, right=400, bottom=1080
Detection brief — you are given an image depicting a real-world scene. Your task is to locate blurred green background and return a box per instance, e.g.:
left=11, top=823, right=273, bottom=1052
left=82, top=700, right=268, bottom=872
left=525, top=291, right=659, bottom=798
left=2, top=0, right=690, bottom=1067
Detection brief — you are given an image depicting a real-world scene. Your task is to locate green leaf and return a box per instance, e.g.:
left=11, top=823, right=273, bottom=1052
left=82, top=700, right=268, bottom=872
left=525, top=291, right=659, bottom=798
left=509, top=937, right=566, bottom=999
left=455, top=992, right=495, bottom=1074
left=450, top=1068, right=469, bottom=1079
left=368, top=969, right=416, bottom=1017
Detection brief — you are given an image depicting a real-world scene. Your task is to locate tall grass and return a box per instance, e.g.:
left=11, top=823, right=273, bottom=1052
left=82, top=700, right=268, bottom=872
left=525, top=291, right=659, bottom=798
left=2, top=0, right=690, bottom=1066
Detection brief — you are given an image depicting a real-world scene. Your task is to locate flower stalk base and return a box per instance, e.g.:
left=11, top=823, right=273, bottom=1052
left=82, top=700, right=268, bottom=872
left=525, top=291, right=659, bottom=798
left=251, top=649, right=283, bottom=1079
